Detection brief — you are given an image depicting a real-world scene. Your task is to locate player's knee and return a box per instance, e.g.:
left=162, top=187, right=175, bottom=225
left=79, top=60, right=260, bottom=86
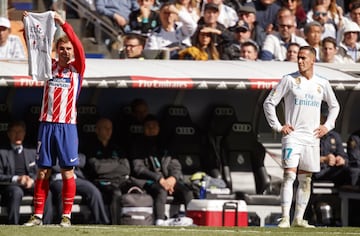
left=298, top=173, right=312, bottom=192
left=283, top=171, right=296, bottom=187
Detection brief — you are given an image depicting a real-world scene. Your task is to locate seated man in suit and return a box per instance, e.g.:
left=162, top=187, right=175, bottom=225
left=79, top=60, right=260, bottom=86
left=0, top=121, right=52, bottom=224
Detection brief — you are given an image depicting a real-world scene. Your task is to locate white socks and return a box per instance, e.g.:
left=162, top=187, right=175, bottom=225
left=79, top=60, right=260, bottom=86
left=280, top=171, right=296, bottom=218
left=294, top=173, right=312, bottom=220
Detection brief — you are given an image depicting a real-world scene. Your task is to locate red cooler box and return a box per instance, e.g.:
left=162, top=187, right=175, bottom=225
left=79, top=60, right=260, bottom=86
left=186, top=199, right=248, bottom=227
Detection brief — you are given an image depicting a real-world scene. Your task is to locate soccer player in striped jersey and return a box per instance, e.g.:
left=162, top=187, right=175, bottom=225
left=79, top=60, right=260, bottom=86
left=23, top=11, right=85, bottom=227
left=263, top=46, right=340, bottom=228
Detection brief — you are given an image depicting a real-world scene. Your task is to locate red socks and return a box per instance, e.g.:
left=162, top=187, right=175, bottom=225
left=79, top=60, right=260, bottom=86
left=62, top=176, right=76, bottom=215
left=33, top=178, right=49, bottom=215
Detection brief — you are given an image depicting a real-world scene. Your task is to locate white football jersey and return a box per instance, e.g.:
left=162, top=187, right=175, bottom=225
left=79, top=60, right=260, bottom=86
left=263, top=71, right=340, bottom=146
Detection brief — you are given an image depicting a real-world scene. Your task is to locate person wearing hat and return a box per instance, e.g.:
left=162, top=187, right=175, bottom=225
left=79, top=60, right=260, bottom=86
left=0, top=17, right=26, bottom=59
left=204, top=0, right=238, bottom=28
left=222, top=21, right=254, bottom=60
left=197, top=3, right=234, bottom=58
left=237, top=5, right=266, bottom=49
left=338, top=21, right=360, bottom=62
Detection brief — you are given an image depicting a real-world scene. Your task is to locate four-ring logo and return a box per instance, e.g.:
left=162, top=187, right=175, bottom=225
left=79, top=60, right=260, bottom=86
left=78, top=106, right=97, bottom=114
left=82, top=124, right=96, bottom=132
left=129, top=125, right=144, bottom=134
left=215, top=107, right=234, bottom=116
left=176, top=126, right=195, bottom=135
left=169, top=107, right=188, bottom=116
left=232, top=123, right=252, bottom=133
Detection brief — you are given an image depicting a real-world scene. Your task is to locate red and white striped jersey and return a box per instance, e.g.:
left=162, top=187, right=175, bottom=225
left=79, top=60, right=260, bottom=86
left=39, top=22, right=85, bottom=124
left=39, top=61, right=81, bottom=124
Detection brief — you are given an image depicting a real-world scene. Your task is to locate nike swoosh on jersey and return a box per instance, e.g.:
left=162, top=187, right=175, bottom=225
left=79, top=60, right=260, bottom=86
left=70, top=158, right=78, bottom=162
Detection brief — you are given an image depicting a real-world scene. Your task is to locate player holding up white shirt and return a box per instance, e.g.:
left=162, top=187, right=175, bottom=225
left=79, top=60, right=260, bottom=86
left=263, top=46, right=340, bottom=228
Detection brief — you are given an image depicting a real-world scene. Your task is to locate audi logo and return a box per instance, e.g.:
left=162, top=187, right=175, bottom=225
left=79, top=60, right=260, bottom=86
left=168, top=107, right=188, bottom=116
left=232, top=123, right=252, bottom=133
left=129, top=125, right=144, bottom=134
left=215, top=107, right=234, bottom=116
left=82, top=124, right=96, bottom=132
left=175, top=126, right=195, bottom=135
left=0, top=123, right=8, bottom=131
left=30, top=106, right=41, bottom=114
left=78, top=106, right=97, bottom=114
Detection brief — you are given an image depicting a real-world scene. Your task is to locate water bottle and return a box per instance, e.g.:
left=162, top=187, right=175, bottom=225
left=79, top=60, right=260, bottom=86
left=199, top=180, right=207, bottom=199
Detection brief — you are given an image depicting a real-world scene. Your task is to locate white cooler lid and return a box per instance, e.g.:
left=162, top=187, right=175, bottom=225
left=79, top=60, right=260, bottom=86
left=187, top=199, right=247, bottom=212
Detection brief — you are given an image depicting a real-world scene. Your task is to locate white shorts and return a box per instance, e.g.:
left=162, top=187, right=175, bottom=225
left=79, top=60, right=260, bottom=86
left=281, top=143, right=320, bottom=172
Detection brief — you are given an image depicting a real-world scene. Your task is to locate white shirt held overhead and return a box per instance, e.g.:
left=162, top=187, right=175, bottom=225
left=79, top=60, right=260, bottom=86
left=23, top=11, right=56, bottom=81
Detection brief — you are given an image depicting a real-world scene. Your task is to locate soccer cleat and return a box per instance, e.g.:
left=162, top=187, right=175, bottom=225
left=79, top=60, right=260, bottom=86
left=24, top=215, right=43, bottom=226
left=292, top=218, right=315, bottom=228
left=277, top=217, right=290, bottom=228
left=60, top=216, right=71, bottom=227
left=167, top=217, right=194, bottom=226
left=155, top=219, right=168, bottom=226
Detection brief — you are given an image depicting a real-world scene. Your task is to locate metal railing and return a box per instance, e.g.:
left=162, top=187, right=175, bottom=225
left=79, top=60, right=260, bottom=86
left=63, top=0, right=121, bottom=43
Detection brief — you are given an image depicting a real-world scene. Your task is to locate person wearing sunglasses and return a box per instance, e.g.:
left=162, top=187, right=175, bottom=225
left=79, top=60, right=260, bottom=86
left=260, top=14, right=307, bottom=61
left=312, top=4, right=338, bottom=40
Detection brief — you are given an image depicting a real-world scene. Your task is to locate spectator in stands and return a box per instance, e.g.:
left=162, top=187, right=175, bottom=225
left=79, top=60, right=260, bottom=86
left=178, top=25, right=220, bottom=60
left=244, top=0, right=281, bottom=34
left=338, top=21, right=360, bottom=62
left=240, top=40, right=259, bottom=61
left=0, top=121, right=52, bottom=225
left=0, top=17, right=26, bottom=59
left=120, top=33, right=146, bottom=59
left=84, top=118, right=134, bottom=224
left=144, top=2, right=197, bottom=58
left=130, top=114, right=193, bottom=226
left=313, top=104, right=352, bottom=186
left=222, top=22, right=254, bottom=60
left=175, top=0, right=200, bottom=24
left=197, top=3, right=234, bottom=59
left=237, top=5, right=266, bottom=50
left=128, top=0, right=160, bottom=36
left=307, top=0, right=344, bottom=27
left=311, top=4, right=338, bottom=40
left=206, top=0, right=238, bottom=28
left=304, top=21, right=323, bottom=61
left=279, top=0, right=307, bottom=30
left=50, top=153, right=110, bottom=224
left=285, top=42, right=300, bottom=62
left=349, top=1, right=360, bottom=26
left=95, top=0, right=139, bottom=32
left=260, top=14, right=307, bottom=61
left=320, top=36, right=354, bottom=63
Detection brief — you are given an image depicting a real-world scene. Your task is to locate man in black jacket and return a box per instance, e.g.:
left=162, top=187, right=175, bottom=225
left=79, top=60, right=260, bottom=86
left=130, top=114, right=193, bottom=225
left=84, top=117, right=133, bottom=224
left=0, top=121, right=52, bottom=224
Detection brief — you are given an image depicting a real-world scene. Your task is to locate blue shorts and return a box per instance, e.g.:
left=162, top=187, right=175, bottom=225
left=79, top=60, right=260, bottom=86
left=36, top=122, right=79, bottom=168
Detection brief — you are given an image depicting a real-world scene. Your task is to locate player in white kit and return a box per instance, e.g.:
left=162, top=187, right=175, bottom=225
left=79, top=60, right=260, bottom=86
left=263, top=46, right=340, bottom=228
